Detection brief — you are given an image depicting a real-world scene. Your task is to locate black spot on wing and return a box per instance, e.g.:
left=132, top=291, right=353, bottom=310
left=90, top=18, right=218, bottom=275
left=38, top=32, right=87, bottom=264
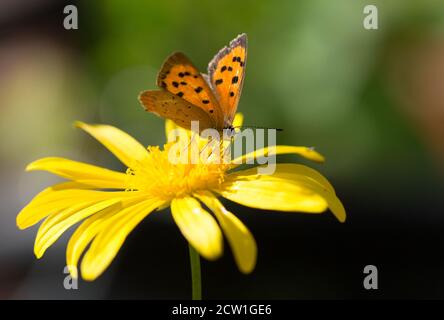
left=232, top=76, right=239, bottom=84
left=177, top=92, right=184, bottom=97
left=202, top=100, right=210, bottom=104
left=215, top=79, right=223, bottom=85
left=195, top=87, right=203, bottom=93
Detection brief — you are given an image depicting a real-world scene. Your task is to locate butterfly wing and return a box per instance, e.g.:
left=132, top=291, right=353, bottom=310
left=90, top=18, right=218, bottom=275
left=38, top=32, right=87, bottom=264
left=157, top=52, right=224, bottom=129
left=208, top=33, right=247, bottom=126
left=139, top=90, right=215, bottom=131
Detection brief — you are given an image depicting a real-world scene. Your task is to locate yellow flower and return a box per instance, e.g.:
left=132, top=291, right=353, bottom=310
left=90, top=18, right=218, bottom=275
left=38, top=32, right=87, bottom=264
left=17, top=114, right=345, bottom=281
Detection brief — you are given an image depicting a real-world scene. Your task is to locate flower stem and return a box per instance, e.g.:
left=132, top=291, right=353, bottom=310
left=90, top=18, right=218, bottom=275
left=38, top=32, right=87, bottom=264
left=188, top=243, right=202, bottom=300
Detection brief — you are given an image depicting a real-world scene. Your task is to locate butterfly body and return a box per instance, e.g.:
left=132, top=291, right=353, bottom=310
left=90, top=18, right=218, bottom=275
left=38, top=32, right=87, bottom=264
left=139, top=34, right=247, bottom=133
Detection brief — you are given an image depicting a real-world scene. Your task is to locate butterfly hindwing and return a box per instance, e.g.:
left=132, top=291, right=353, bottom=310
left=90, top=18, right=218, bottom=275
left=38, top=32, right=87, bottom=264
left=208, top=33, right=247, bottom=126
left=139, top=90, right=215, bottom=131
left=157, top=52, right=224, bottom=129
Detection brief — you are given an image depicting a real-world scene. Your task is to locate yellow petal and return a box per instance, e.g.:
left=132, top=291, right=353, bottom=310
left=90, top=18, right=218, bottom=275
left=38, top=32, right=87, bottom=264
left=80, top=199, right=162, bottom=281
left=221, top=164, right=346, bottom=222
left=232, top=113, right=244, bottom=128
left=219, top=168, right=328, bottom=213
left=165, top=119, right=176, bottom=139
left=171, top=197, right=223, bottom=261
left=34, top=198, right=123, bottom=258
left=26, top=157, right=127, bottom=189
left=196, top=192, right=256, bottom=274
left=240, top=163, right=336, bottom=194
left=231, top=145, right=325, bottom=165
left=66, top=195, right=150, bottom=279
left=165, top=119, right=208, bottom=152
left=165, top=119, right=190, bottom=141
left=75, top=121, right=148, bottom=168
left=66, top=203, right=120, bottom=279
left=264, top=164, right=345, bottom=222
left=17, top=183, right=106, bottom=229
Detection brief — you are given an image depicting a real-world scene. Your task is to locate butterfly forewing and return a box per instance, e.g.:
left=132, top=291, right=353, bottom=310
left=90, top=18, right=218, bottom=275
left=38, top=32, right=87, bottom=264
left=139, top=90, right=215, bottom=131
left=208, top=33, right=247, bottom=126
left=157, top=52, right=224, bottom=129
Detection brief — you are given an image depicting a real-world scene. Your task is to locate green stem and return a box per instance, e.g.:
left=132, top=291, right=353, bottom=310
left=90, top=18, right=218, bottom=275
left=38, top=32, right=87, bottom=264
left=188, top=243, right=202, bottom=300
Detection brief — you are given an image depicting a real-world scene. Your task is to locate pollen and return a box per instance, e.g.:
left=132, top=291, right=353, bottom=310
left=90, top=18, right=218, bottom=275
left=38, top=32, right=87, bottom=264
left=125, top=143, right=231, bottom=202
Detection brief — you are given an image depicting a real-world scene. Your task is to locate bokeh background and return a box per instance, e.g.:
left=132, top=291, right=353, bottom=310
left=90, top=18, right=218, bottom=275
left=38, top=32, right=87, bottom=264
left=1, top=0, right=444, bottom=299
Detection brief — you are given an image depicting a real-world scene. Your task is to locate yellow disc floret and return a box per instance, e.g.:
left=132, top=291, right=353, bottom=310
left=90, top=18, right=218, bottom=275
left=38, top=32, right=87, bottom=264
left=125, top=143, right=231, bottom=201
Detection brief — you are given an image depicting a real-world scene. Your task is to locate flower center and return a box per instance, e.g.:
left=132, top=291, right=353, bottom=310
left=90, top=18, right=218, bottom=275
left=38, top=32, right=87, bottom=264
left=125, top=143, right=231, bottom=201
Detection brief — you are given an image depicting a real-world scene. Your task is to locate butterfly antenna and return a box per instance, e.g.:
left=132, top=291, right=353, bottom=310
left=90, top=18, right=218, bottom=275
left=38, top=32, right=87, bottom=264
left=234, top=125, right=283, bottom=131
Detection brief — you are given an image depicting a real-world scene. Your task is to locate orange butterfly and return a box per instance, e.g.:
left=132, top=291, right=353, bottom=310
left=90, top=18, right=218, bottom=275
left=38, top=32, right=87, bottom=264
left=139, top=34, right=247, bottom=133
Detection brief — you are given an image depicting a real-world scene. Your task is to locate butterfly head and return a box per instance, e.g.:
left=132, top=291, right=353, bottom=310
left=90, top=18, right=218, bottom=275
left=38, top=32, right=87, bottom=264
left=223, top=125, right=237, bottom=138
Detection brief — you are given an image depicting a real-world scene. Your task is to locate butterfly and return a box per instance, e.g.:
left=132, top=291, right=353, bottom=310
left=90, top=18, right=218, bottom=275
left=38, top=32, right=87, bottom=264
left=139, top=33, right=247, bottom=133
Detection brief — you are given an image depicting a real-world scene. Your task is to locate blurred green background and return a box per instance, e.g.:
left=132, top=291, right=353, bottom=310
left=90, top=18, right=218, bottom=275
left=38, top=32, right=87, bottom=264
left=1, top=0, right=444, bottom=299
